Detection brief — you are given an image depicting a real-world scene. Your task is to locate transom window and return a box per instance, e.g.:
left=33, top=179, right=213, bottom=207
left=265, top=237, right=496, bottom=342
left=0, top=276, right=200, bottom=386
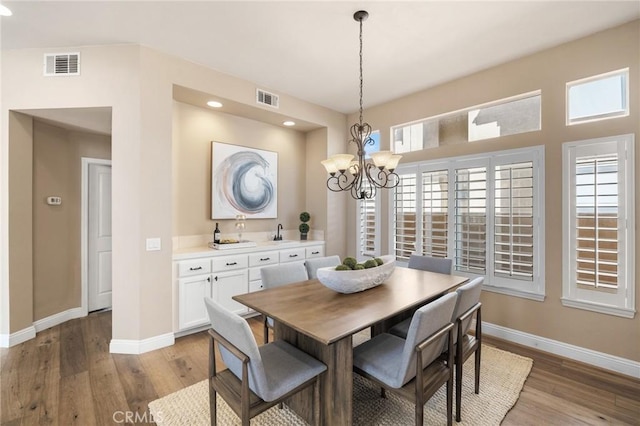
left=566, top=69, right=629, bottom=125
left=392, top=92, right=541, bottom=154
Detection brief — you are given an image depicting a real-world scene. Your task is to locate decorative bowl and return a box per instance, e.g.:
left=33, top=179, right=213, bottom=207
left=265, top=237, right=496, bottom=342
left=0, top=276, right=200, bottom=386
left=316, top=255, right=396, bottom=294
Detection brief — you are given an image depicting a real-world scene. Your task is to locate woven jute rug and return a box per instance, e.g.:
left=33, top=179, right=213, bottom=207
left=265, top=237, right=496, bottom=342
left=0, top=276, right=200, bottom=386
left=149, top=344, right=532, bottom=425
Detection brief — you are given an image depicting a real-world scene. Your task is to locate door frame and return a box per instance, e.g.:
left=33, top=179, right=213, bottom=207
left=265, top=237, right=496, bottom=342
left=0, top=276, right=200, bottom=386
left=81, top=157, right=112, bottom=316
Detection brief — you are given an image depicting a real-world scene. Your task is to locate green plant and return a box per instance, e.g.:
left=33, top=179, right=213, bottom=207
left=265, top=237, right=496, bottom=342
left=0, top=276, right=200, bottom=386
left=299, top=223, right=310, bottom=233
left=299, top=211, right=310, bottom=223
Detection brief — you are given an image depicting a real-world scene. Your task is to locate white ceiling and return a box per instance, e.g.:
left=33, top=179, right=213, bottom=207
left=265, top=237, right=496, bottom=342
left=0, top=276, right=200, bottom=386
left=2, top=1, right=639, bottom=115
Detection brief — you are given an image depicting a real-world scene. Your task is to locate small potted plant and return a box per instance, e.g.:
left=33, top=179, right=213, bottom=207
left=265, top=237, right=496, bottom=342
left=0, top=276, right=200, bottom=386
left=299, top=211, right=310, bottom=240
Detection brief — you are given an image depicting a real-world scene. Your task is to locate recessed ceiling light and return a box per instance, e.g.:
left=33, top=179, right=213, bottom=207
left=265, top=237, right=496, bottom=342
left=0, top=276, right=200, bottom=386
left=283, top=121, right=296, bottom=127
left=207, top=101, right=223, bottom=108
left=0, top=4, right=12, bottom=16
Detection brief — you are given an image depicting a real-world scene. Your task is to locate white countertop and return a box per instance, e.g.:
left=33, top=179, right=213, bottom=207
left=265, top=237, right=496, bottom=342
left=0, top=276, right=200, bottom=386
left=173, top=240, right=325, bottom=260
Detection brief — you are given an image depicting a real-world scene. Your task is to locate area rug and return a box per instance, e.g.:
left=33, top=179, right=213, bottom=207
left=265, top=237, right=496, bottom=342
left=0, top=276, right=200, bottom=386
left=149, top=345, right=532, bottom=425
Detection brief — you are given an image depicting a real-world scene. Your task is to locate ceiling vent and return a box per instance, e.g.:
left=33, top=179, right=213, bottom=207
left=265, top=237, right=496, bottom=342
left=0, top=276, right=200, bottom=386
left=256, top=89, right=279, bottom=109
left=44, top=53, right=80, bottom=76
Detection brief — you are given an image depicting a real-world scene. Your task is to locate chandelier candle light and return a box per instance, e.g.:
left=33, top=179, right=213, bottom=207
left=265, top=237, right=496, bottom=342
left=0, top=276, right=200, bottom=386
left=322, top=10, right=401, bottom=200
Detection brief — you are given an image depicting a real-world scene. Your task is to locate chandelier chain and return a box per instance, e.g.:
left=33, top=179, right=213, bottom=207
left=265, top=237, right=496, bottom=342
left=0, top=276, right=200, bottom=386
left=358, top=16, right=364, bottom=126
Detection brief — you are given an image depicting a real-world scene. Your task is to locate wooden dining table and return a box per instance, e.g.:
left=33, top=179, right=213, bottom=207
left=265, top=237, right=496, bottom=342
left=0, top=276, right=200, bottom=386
left=233, top=265, right=469, bottom=426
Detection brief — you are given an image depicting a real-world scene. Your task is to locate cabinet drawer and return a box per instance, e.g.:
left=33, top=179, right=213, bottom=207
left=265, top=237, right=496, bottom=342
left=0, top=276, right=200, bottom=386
left=212, top=254, right=248, bottom=272
left=249, top=267, right=263, bottom=281
left=279, top=247, right=305, bottom=263
left=177, top=258, right=212, bottom=278
left=249, top=251, right=279, bottom=267
left=249, top=279, right=264, bottom=292
left=306, top=246, right=325, bottom=259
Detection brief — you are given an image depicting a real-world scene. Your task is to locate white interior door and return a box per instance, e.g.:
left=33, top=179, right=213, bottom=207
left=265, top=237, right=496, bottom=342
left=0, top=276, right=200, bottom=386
left=88, top=163, right=112, bottom=312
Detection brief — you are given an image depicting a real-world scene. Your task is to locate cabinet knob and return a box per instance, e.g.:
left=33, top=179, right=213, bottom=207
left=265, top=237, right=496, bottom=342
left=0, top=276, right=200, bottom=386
left=214, top=276, right=218, bottom=281
left=189, top=266, right=203, bottom=271
left=312, top=251, right=319, bottom=255
left=260, top=257, right=270, bottom=261
left=226, top=262, right=237, bottom=266
left=289, top=254, right=298, bottom=258
left=207, top=277, right=211, bottom=282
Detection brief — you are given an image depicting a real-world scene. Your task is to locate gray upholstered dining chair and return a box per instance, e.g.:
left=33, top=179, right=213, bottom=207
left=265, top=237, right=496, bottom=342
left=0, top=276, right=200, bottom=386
left=260, top=262, right=309, bottom=343
left=388, top=254, right=454, bottom=339
left=353, top=292, right=458, bottom=425
left=305, top=255, right=341, bottom=279
left=205, top=297, right=326, bottom=426
left=408, top=254, right=453, bottom=274
left=450, top=276, right=483, bottom=422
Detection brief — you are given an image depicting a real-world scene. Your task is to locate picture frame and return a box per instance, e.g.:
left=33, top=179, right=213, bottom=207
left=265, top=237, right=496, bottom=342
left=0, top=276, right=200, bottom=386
left=211, top=142, right=278, bottom=219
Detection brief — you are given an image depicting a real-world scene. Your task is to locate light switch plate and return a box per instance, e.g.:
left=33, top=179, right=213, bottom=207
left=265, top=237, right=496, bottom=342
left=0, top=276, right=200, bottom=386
left=146, top=238, right=161, bottom=251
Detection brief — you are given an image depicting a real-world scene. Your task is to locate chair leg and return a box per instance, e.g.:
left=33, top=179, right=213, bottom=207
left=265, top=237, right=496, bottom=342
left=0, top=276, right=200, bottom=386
left=210, top=387, right=217, bottom=426
left=456, top=357, right=462, bottom=422
left=263, top=317, right=269, bottom=344
left=475, top=345, right=481, bottom=394
left=447, top=373, right=453, bottom=426
left=380, top=387, right=386, bottom=398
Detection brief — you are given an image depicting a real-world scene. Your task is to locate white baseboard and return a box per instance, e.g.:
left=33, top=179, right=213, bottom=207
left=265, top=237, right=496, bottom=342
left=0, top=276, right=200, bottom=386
left=33, top=307, right=85, bottom=332
left=0, top=325, right=36, bottom=348
left=110, top=332, right=175, bottom=354
left=482, top=321, right=640, bottom=379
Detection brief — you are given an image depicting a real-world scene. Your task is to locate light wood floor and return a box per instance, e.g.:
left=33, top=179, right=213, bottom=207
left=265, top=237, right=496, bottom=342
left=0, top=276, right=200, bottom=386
left=1, top=311, right=638, bottom=425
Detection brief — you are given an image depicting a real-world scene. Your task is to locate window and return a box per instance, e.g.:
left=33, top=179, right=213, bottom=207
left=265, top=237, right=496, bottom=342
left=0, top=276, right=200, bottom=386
left=392, top=92, right=541, bottom=153
left=567, top=69, right=629, bottom=125
left=454, top=166, right=487, bottom=274
left=562, top=134, right=635, bottom=318
left=391, top=146, right=545, bottom=300
left=422, top=170, right=449, bottom=258
left=357, top=194, right=380, bottom=259
left=393, top=173, right=417, bottom=261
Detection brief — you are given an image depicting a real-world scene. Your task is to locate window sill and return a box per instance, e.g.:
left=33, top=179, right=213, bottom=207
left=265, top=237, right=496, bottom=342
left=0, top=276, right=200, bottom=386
left=482, top=284, right=545, bottom=302
left=561, top=298, right=636, bottom=319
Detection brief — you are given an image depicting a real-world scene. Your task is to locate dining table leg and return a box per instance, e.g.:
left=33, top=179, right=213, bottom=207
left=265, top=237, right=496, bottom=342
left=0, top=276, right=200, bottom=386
left=274, top=322, right=353, bottom=426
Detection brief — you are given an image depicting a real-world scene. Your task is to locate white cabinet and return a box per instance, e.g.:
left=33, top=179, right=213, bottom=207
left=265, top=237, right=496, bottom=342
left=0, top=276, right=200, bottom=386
left=213, top=269, right=249, bottom=315
left=280, top=247, right=305, bottom=264
left=174, top=241, right=325, bottom=334
left=178, top=273, right=213, bottom=330
left=306, top=245, right=325, bottom=259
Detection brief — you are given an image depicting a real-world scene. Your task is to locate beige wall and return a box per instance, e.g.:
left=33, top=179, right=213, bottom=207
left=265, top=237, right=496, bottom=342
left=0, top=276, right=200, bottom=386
left=7, top=112, right=34, bottom=333
left=172, top=101, right=307, bottom=237
left=347, top=20, right=640, bottom=361
left=32, top=120, right=111, bottom=321
left=2, top=44, right=347, bottom=343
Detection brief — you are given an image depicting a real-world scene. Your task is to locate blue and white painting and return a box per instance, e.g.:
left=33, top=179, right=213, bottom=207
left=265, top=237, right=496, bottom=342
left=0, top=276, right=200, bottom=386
left=212, top=142, right=277, bottom=219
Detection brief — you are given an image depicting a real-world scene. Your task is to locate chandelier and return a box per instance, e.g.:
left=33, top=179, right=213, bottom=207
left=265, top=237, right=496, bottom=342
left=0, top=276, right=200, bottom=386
left=321, top=10, right=401, bottom=200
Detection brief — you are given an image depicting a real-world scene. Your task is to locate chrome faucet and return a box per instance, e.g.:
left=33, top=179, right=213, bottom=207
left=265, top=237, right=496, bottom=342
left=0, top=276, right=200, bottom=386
left=274, top=223, right=283, bottom=241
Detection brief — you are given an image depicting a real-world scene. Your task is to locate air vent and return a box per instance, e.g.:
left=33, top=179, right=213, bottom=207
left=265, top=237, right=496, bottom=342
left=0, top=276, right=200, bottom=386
left=44, top=53, right=80, bottom=76
left=256, top=89, right=279, bottom=108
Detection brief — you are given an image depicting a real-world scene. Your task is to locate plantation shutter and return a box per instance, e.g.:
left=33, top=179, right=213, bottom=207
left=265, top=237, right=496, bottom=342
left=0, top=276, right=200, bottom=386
left=494, top=162, right=534, bottom=280
left=454, top=167, right=487, bottom=274
left=358, top=195, right=378, bottom=257
left=575, top=155, right=619, bottom=289
left=394, top=173, right=417, bottom=261
left=422, top=170, right=448, bottom=258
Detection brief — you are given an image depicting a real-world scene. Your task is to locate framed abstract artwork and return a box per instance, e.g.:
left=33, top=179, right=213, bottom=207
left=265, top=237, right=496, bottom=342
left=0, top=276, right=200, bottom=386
left=211, top=142, right=278, bottom=219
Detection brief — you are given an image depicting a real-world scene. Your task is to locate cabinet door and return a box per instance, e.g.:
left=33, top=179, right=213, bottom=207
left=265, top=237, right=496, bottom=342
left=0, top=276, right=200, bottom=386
left=214, top=269, right=249, bottom=315
left=178, top=274, right=212, bottom=330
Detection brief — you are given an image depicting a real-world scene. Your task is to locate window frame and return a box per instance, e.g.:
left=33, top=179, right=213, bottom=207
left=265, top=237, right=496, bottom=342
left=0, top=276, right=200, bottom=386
left=390, top=90, right=541, bottom=154
left=566, top=68, right=629, bottom=126
left=390, top=145, right=545, bottom=301
left=561, top=134, right=635, bottom=318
